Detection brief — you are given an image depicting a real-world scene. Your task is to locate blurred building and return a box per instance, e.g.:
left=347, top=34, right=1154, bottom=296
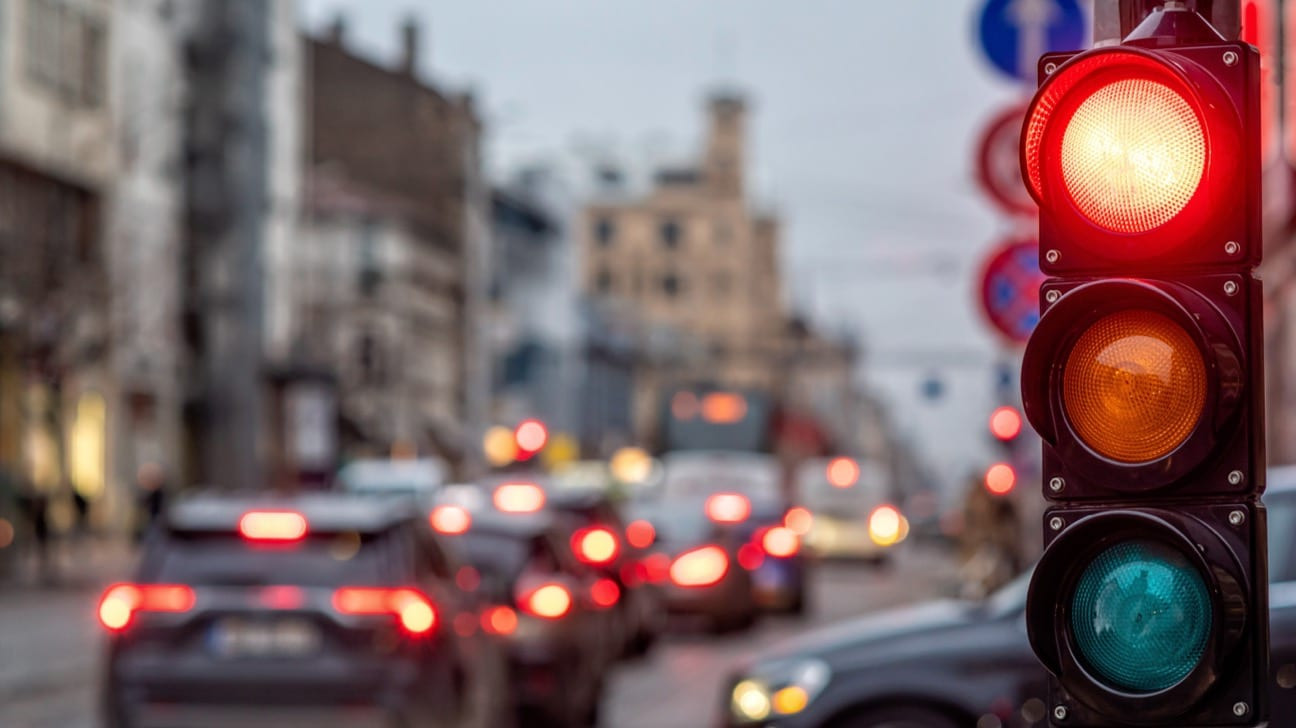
left=296, top=18, right=485, bottom=470
left=488, top=172, right=580, bottom=435
left=577, top=90, right=857, bottom=449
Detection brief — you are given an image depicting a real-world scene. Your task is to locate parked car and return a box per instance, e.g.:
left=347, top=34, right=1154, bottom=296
left=718, top=470, right=1296, bottom=727
left=436, top=502, right=612, bottom=727
left=100, top=492, right=506, bottom=728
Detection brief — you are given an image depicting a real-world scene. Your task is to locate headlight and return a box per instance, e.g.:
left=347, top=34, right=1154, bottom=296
left=729, top=659, right=831, bottom=723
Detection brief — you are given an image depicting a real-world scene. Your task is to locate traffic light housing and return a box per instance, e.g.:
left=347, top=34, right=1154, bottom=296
left=1019, top=5, right=1267, bottom=726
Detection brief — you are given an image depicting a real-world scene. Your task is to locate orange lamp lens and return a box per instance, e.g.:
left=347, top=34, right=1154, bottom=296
left=1060, top=78, right=1205, bottom=234
left=1063, top=310, right=1206, bottom=463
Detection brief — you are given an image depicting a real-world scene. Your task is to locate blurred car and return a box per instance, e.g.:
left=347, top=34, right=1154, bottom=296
left=718, top=471, right=1296, bottom=728
left=545, top=485, right=667, bottom=657
left=100, top=492, right=505, bottom=728
left=637, top=499, right=758, bottom=632
left=437, top=504, right=611, bottom=727
left=793, top=456, right=898, bottom=563
left=334, top=457, right=448, bottom=500
left=661, top=450, right=810, bottom=613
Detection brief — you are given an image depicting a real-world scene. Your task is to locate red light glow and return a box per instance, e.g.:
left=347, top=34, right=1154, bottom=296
left=481, top=605, right=518, bottom=636
left=333, top=587, right=437, bottom=635
left=514, top=419, right=549, bottom=454
left=590, top=578, right=621, bottom=608
left=430, top=505, right=472, bottom=535
left=98, top=583, right=196, bottom=632
left=626, top=519, right=656, bottom=549
left=737, top=543, right=765, bottom=571
left=670, top=545, right=729, bottom=587
left=238, top=511, right=308, bottom=542
left=989, top=406, right=1023, bottom=441
left=493, top=483, right=546, bottom=513
left=985, top=463, right=1017, bottom=495
left=524, top=583, right=573, bottom=619
left=573, top=527, right=619, bottom=565
left=705, top=492, right=751, bottom=523
left=784, top=507, right=813, bottom=536
left=761, top=526, right=800, bottom=558
left=259, top=585, right=304, bottom=610
left=826, top=457, right=860, bottom=488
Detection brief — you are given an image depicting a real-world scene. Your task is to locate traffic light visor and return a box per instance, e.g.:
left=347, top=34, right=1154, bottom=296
left=1062, top=310, right=1205, bottom=463
left=1070, top=539, right=1211, bottom=692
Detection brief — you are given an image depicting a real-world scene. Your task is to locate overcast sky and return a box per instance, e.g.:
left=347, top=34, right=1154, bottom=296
left=299, top=0, right=1056, bottom=491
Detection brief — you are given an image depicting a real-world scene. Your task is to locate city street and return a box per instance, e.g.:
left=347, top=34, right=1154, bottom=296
left=0, top=545, right=959, bottom=727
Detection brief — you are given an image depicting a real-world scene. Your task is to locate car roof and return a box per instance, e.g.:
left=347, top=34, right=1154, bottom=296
left=458, top=508, right=557, bottom=539
left=166, top=491, right=419, bottom=535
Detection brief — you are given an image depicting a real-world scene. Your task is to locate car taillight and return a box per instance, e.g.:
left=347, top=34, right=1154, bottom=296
left=481, top=605, right=518, bottom=636
left=332, top=587, right=437, bottom=635
left=670, top=545, right=729, bottom=587
left=493, top=482, right=546, bottom=513
left=705, top=493, right=751, bottom=523
left=783, top=507, right=813, bottom=536
left=430, top=505, right=472, bottom=535
left=737, top=543, right=765, bottom=571
left=761, top=526, right=800, bottom=558
left=521, top=583, right=572, bottom=619
left=590, top=578, right=621, bottom=608
left=238, top=511, right=308, bottom=542
left=98, top=583, right=195, bottom=632
left=626, top=519, right=656, bottom=548
left=572, top=526, right=620, bottom=566
left=641, top=553, right=671, bottom=583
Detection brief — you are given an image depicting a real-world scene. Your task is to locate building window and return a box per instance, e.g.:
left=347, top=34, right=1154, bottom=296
left=660, top=219, right=682, bottom=249
left=23, top=0, right=105, bottom=108
left=596, top=268, right=613, bottom=294
left=594, top=217, right=616, bottom=247
left=662, top=273, right=682, bottom=298
left=713, top=272, right=732, bottom=299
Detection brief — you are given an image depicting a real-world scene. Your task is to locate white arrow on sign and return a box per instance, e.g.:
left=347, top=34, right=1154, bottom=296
left=1009, top=0, right=1061, bottom=81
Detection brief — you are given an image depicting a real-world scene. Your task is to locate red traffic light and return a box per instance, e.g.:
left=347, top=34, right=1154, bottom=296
left=1021, top=46, right=1249, bottom=270
left=989, top=406, right=1023, bottom=441
left=984, top=463, right=1016, bottom=495
left=514, top=419, right=549, bottom=458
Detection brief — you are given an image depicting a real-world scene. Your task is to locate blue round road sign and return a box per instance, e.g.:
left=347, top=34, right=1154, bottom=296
left=979, top=239, right=1046, bottom=345
left=977, top=0, right=1087, bottom=82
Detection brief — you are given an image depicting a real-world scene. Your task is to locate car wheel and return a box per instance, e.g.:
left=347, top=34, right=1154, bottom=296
left=833, top=705, right=962, bottom=728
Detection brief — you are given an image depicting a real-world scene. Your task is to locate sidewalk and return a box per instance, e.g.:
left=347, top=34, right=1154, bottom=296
left=0, top=538, right=137, bottom=709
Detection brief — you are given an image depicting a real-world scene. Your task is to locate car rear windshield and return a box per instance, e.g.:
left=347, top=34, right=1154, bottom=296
left=151, top=531, right=388, bottom=586
left=459, top=531, right=529, bottom=581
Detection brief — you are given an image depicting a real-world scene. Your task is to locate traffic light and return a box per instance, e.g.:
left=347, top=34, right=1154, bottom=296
left=1019, top=5, right=1267, bottom=726
left=513, top=418, right=549, bottom=461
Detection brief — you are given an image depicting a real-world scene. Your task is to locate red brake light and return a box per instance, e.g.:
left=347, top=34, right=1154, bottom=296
left=626, top=519, right=656, bottom=549
left=985, top=463, right=1017, bottom=495
left=259, top=585, right=304, bottom=610
left=522, top=583, right=572, bottom=619
left=641, top=553, right=671, bottom=583
left=784, top=507, right=813, bottom=536
left=737, top=542, right=765, bottom=571
left=670, top=545, right=729, bottom=587
left=238, top=511, right=307, bottom=542
left=705, top=493, right=750, bottom=523
left=826, top=457, right=860, bottom=488
left=430, top=505, right=472, bottom=535
left=572, top=526, right=620, bottom=566
left=481, top=605, right=518, bottom=636
left=98, top=583, right=195, bottom=632
left=333, top=587, right=437, bottom=635
left=761, top=526, right=800, bottom=558
left=990, top=406, right=1024, bottom=441
left=590, top=578, right=621, bottom=608
left=514, top=419, right=549, bottom=456
left=493, top=483, right=546, bottom=513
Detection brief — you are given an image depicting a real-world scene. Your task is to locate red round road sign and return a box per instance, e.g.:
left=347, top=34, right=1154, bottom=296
left=976, top=104, right=1036, bottom=217
left=978, top=238, right=1045, bottom=345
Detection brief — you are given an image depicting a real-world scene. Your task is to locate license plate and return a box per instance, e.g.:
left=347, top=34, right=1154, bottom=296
left=208, top=618, right=321, bottom=658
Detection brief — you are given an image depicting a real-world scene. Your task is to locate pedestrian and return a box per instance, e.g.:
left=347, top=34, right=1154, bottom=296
left=14, top=473, right=52, bottom=584
left=134, top=462, right=167, bottom=543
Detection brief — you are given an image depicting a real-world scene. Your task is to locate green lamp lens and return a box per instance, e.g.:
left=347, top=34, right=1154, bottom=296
left=1070, top=540, right=1211, bottom=693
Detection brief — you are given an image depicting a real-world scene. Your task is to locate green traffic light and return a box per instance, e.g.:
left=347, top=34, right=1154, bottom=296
left=1070, top=540, right=1211, bottom=693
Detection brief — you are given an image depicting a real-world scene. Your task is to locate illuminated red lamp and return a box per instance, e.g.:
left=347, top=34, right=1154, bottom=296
left=625, top=519, right=656, bottom=549
left=989, top=406, right=1023, bottom=442
left=985, top=463, right=1017, bottom=496
left=826, top=457, right=860, bottom=488
left=572, top=526, right=620, bottom=566
left=514, top=419, right=549, bottom=459
left=705, top=492, right=751, bottom=523
left=333, top=587, right=437, bottom=635
left=1021, top=46, right=1247, bottom=269
left=430, top=505, right=472, bottom=535
left=590, top=578, right=621, bottom=608
left=494, top=482, right=546, bottom=513
left=238, top=511, right=308, bottom=542
left=98, top=583, right=195, bottom=632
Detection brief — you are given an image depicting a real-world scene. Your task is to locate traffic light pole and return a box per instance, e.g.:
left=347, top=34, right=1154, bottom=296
left=1095, top=0, right=1241, bottom=43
